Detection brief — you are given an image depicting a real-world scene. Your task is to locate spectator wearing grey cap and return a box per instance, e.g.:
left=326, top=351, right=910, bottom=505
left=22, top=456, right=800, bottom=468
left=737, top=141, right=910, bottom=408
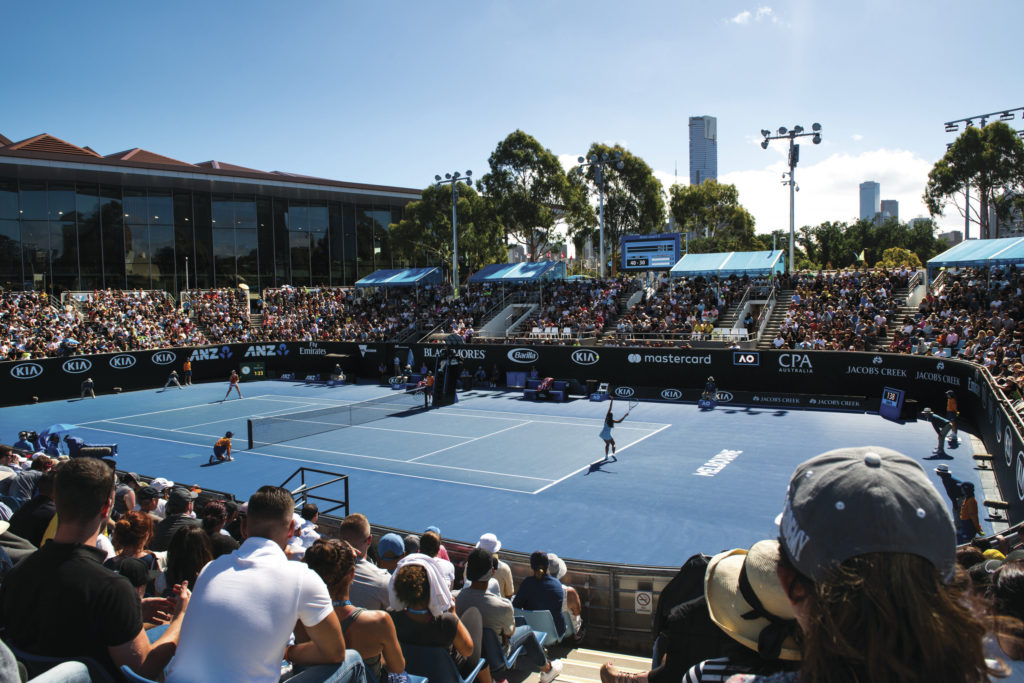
left=150, top=488, right=200, bottom=552
left=730, top=446, right=1000, bottom=683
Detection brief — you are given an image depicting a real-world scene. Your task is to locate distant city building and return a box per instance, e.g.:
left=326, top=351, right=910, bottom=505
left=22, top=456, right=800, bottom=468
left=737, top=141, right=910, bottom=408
left=880, top=199, right=898, bottom=222
left=507, top=244, right=527, bottom=262
left=689, top=116, right=717, bottom=185
left=859, top=181, right=880, bottom=221
left=990, top=191, right=1024, bottom=238
left=909, top=216, right=931, bottom=228
left=938, top=230, right=963, bottom=246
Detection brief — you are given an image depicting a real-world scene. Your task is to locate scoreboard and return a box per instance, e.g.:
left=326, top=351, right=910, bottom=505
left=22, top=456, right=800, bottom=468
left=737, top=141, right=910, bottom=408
left=879, top=386, right=905, bottom=422
left=620, top=233, right=681, bottom=271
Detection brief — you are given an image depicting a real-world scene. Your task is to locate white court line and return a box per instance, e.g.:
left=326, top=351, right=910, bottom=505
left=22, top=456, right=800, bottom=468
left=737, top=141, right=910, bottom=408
left=87, top=422, right=549, bottom=481
left=80, top=424, right=550, bottom=491
left=531, top=423, right=672, bottom=495
left=407, top=421, right=532, bottom=462
left=448, top=405, right=669, bottom=427
left=80, top=396, right=270, bottom=425
left=428, top=410, right=658, bottom=431
left=176, top=403, right=324, bottom=429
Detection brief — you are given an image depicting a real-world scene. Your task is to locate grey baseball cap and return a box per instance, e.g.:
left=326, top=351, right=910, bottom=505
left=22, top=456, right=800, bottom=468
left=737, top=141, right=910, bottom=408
left=777, top=446, right=956, bottom=582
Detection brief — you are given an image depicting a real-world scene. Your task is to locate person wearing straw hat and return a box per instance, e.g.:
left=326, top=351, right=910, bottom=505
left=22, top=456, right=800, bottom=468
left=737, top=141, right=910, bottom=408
left=600, top=541, right=798, bottom=683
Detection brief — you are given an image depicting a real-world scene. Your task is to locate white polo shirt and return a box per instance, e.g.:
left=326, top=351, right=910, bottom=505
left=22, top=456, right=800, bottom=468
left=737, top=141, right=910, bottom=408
left=165, top=537, right=333, bottom=683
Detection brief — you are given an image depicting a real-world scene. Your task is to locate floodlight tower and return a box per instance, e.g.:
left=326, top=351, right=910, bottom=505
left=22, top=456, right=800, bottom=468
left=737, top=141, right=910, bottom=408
left=575, top=152, right=624, bottom=278
left=433, top=170, right=472, bottom=297
left=760, top=124, right=822, bottom=273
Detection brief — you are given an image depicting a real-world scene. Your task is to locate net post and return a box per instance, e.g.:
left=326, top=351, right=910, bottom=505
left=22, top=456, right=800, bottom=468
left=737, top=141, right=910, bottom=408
left=247, top=419, right=254, bottom=450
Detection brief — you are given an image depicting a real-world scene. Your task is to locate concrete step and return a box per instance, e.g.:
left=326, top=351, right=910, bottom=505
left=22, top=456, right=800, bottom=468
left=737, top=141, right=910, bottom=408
left=505, top=647, right=651, bottom=683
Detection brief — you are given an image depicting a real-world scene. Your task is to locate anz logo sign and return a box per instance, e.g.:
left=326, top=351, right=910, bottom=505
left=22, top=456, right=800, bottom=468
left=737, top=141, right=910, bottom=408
left=613, top=386, right=635, bottom=398
left=571, top=349, right=600, bottom=366
left=660, top=388, right=682, bottom=400
left=151, top=351, right=176, bottom=366
left=10, top=363, right=43, bottom=380
left=244, top=344, right=290, bottom=358
left=190, top=346, right=234, bottom=362
left=109, top=354, right=137, bottom=370
left=62, top=358, right=92, bottom=374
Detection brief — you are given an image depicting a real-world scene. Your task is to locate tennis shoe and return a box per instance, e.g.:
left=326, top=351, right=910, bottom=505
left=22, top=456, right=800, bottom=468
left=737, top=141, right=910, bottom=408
left=539, top=659, right=563, bottom=683
left=209, top=455, right=215, bottom=465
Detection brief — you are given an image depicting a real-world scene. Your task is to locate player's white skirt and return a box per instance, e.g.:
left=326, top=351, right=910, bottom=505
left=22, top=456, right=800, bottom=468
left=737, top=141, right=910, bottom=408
left=599, top=426, right=613, bottom=441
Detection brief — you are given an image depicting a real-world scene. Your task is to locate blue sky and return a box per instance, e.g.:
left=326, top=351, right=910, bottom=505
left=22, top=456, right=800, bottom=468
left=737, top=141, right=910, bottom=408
left=3, top=1, right=1021, bottom=235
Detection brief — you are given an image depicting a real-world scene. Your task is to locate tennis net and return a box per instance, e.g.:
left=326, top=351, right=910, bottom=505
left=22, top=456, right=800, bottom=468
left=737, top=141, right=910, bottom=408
left=247, top=389, right=427, bottom=449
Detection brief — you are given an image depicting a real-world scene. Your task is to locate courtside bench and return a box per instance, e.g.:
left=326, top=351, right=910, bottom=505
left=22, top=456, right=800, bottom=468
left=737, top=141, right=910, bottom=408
left=523, top=378, right=568, bottom=402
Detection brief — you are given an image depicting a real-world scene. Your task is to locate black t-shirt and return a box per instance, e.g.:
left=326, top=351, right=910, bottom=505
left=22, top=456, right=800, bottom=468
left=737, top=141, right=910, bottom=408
left=0, top=542, right=142, bottom=678
left=391, top=609, right=459, bottom=649
left=8, top=495, right=55, bottom=548
left=206, top=529, right=239, bottom=558
left=150, top=514, right=200, bottom=552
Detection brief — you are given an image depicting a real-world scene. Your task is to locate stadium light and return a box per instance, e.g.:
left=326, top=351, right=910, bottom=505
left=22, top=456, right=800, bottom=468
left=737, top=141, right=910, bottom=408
left=760, top=123, right=823, bottom=274
left=434, top=169, right=473, bottom=298
left=575, top=150, right=624, bottom=277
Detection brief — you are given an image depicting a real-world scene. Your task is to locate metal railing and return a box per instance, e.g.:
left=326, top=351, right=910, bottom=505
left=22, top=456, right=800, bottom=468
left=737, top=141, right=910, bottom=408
left=755, top=286, right=779, bottom=341
left=279, top=467, right=350, bottom=517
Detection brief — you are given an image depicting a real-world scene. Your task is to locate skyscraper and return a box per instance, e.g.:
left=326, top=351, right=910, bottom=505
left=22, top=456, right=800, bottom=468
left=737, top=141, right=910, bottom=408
left=859, top=181, right=880, bottom=221
left=880, top=199, right=899, bottom=222
left=689, top=116, right=717, bottom=185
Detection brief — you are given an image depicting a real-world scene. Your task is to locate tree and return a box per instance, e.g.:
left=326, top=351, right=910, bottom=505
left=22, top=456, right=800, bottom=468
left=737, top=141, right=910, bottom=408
left=924, top=121, right=1024, bottom=240
left=669, top=180, right=757, bottom=252
left=389, top=183, right=504, bottom=280
left=567, top=144, right=666, bottom=272
left=477, top=130, right=575, bottom=261
left=875, top=246, right=922, bottom=269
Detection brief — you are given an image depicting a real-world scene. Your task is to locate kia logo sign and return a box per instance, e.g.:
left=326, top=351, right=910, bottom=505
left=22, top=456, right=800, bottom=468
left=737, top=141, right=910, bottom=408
left=571, top=349, right=599, bottom=366
left=109, top=354, right=137, bottom=370
left=62, top=358, right=92, bottom=374
left=660, top=388, right=682, bottom=400
left=151, top=351, right=176, bottom=366
left=10, top=363, right=43, bottom=380
left=614, top=386, right=635, bottom=398
left=507, top=348, right=539, bottom=364
left=716, top=391, right=735, bottom=403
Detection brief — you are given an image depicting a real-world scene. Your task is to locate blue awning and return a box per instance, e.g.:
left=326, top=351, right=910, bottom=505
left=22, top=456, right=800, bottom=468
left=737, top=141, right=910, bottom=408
left=354, top=267, right=443, bottom=287
left=927, top=238, right=1024, bottom=277
left=467, top=261, right=566, bottom=282
left=669, top=250, right=785, bottom=277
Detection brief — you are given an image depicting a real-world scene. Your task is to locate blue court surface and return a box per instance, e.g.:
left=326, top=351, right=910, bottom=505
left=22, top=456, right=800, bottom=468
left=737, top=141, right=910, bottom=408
left=0, top=381, right=989, bottom=567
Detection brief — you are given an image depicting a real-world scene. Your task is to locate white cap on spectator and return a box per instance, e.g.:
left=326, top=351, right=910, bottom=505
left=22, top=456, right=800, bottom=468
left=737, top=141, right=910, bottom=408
left=150, top=477, right=174, bottom=492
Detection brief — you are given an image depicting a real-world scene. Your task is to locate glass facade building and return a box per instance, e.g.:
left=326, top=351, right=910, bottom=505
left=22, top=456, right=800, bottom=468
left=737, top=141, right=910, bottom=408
left=859, top=181, right=880, bottom=222
left=688, top=116, right=717, bottom=186
left=0, top=135, right=421, bottom=293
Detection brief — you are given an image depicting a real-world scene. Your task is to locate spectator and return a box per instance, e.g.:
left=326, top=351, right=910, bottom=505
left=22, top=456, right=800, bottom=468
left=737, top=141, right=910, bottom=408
left=390, top=557, right=483, bottom=680
left=377, top=533, right=405, bottom=573
left=420, top=530, right=455, bottom=589
left=13, top=432, right=34, bottom=453
left=7, top=467, right=56, bottom=547
left=7, top=455, right=53, bottom=502
left=200, top=499, right=239, bottom=558
left=0, top=457, right=189, bottom=680
left=602, top=541, right=798, bottom=683
left=302, top=538, right=406, bottom=682
left=105, top=510, right=161, bottom=595
left=547, top=553, right=585, bottom=640
left=513, top=551, right=566, bottom=636
left=457, top=547, right=562, bottom=683
left=934, top=464, right=965, bottom=517
left=729, top=446, right=996, bottom=683
left=959, top=482, right=984, bottom=544
left=156, top=525, right=212, bottom=598
left=113, top=471, right=141, bottom=520
left=151, top=487, right=200, bottom=552
left=136, top=485, right=162, bottom=523
left=165, top=485, right=357, bottom=683
left=474, top=533, right=515, bottom=599
left=338, top=512, right=391, bottom=610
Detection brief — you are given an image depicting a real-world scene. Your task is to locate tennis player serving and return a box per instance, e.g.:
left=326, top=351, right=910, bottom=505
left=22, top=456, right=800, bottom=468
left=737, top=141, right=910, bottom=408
left=600, top=398, right=629, bottom=462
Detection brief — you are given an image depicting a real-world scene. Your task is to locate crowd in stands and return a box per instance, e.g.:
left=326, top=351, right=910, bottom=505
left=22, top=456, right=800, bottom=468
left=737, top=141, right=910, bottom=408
left=184, top=288, right=252, bottom=343
left=521, top=277, right=631, bottom=339
left=769, top=269, right=910, bottom=351
left=0, top=431, right=1021, bottom=682
left=614, top=275, right=753, bottom=341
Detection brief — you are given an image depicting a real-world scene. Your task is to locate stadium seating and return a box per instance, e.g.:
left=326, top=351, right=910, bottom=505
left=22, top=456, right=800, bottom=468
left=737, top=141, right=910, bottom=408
left=401, top=641, right=487, bottom=683
left=513, top=607, right=575, bottom=647
left=481, top=626, right=547, bottom=674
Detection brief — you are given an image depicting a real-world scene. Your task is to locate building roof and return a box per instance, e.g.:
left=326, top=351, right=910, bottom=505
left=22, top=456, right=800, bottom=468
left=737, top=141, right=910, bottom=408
left=106, top=148, right=196, bottom=167
left=5, top=133, right=101, bottom=157
left=0, top=131, right=421, bottom=198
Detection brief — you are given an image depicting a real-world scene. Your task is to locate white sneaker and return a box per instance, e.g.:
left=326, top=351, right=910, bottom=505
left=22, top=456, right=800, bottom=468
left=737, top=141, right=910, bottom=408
left=539, top=659, right=563, bottom=683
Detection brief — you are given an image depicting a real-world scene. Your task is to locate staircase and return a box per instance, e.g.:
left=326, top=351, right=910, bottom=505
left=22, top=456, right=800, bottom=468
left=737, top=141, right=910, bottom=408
left=872, top=283, right=917, bottom=350
left=597, top=282, right=644, bottom=342
left=755, top=290, right=794, bottom=349
left=508, top=647, right=650, bottom=683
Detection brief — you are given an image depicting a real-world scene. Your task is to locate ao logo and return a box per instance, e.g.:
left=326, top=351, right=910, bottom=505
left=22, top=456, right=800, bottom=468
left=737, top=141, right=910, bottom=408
left=571, top=349, right=599, bottom=366
left=1007, top=426, right=1015, bottom=467
left=151, top=351, right=176, bottom=366
left=507, top=348, right=539, bottom=364
left=109, top=354, right=137, bottom=370
left=660, top=388, right=682, bottom=400
left=872, top=356, right=883, bottom=365
left=62, top=358, right=92, bottom=374
left=10, top=363, right=43, bottom=379
left=627, top=353, right=642, bottom=364
left=936, top=361, right=945, bottom=371
left=716, top=391, right=734, bottom=403
left=614, top=386, right=635, bottom=398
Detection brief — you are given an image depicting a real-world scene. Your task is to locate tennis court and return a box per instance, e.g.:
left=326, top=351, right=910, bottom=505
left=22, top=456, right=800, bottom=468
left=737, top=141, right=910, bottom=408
left=0, top=380, right=989, bottom=566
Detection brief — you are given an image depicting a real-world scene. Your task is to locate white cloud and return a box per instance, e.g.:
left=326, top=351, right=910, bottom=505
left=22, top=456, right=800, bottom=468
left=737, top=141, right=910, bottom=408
left=729, top=6, right=781, bottom=25
left=730, top=10, right=752, bottom=24
left=851, top=133, right=864, bottom=141
left=653, top=147, right=960, bottom=235
left=755, top=6, right=775, bottom=21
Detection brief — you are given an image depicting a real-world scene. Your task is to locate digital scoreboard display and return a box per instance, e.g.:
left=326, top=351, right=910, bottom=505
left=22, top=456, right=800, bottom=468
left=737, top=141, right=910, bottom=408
left=879, top=386, right=905, bottom=422
left=620, top=233, right=681, bottom=271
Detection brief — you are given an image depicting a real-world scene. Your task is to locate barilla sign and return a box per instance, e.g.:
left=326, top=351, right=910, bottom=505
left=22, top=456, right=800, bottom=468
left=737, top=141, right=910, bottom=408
left=507, top=348, right=539, bottom=364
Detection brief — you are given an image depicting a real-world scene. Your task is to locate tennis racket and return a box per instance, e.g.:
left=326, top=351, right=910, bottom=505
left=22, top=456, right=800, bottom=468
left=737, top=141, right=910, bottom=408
left=628, top=398, right=640, bottom=414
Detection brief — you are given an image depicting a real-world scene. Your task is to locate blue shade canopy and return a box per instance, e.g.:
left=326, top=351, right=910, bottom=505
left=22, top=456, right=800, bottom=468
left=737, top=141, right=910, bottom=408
left=354, top=267, right=443, bottom=287
left=467, top=261, right=566, bottom=282
left=927, top=238, right=1024, bottom=277
left=669, top=250, right=785, bottom=277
